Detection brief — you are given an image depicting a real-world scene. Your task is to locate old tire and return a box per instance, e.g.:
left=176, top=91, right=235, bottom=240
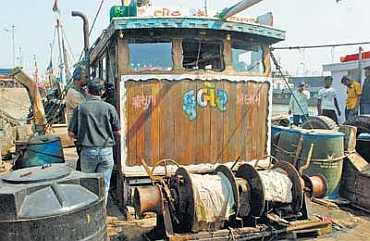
left=301, top=116, right=338, bottom=130
left=343, top=115, right=370, bottom=135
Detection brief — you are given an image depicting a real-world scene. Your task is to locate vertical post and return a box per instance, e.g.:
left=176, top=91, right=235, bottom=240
left=18, top=47, right=23, bottom=67
left=56, top=19, right=65, bottom=86
left=204, top=0, right=208, bottom=16
left=49, top=43, right=54, bottom=88
left=358, top=46, right=363, bottom=84
left=11, top=25, right=16, bottom=68
left=62, top=36, right=71, bottom=80
left=358, top=46, right=363, bottom=115
left=223, top=34, right=233, bottom=72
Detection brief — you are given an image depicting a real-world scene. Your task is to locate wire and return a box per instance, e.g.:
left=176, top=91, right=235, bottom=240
left=272, top=41, right=370, bottom=50
left=270, top=50, right=314, bottom=129
left=62, top=28, right=77, bottom=64
left=90, top=0, right=105, bottom=37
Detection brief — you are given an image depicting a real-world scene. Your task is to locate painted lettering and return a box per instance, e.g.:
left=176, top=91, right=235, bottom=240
left=183, top=83, right=228, bottom=120
left=132, top=95, right=156, bottom=110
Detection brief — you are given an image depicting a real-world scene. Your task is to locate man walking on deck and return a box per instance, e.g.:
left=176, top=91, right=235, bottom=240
left=342, top=76, right=362, bottom=121
left=289, top=82, right=310, bottom=126
left=65, top=66, right=87, bottom=124
left=68, top=79, right=120, bottom=204
left=361, top=67, right=370, bottom=114
left=317, top=76, right=341, bottom=123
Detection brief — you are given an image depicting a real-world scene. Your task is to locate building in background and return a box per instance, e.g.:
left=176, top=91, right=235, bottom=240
left=272, top=74, right=326, bottom=106
left=323, top=51, right=370, bottom=123
left=0, top=68, right=21, bottom=88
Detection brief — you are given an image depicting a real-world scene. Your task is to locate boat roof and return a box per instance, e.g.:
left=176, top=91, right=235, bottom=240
left=90, top=14, right=285, bottom=62
left=110, top=17, right=285, bottom=42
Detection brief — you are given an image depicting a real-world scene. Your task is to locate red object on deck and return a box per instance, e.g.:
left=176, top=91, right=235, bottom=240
left=340, top=51, right=370, bottom=62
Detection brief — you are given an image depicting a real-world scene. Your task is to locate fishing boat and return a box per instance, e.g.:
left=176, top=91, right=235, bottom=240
left=0, top=0, right=369, bottom=241
left=81, top=0, right=361, bottom=240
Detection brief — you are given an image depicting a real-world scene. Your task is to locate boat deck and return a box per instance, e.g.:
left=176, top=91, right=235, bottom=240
left=1, top=147, right=367, bottom=241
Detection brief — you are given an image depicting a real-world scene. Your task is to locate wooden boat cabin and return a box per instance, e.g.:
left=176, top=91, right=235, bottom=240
left=88, top=3, right=285, bottom=207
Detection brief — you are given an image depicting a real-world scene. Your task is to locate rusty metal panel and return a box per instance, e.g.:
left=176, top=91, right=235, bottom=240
left=124, top=78, right=270, bottom=169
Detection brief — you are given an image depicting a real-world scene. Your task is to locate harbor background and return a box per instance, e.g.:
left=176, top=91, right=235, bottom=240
left=272, top=104, right=317, bottom=116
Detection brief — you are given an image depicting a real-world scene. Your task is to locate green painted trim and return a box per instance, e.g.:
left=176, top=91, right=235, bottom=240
left=111, top=17, right=285, bottom=41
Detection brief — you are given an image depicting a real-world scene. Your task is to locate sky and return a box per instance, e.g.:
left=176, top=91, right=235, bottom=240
left=0, top=0, right=370, bottom=77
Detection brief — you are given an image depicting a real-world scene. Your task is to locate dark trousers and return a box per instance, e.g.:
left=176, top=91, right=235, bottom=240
left=361, top=103, right=370, bottom=115
left=345, top=108, right=358, bottom=122
left=322, top=109, right=338, bottom=123
left=293, top=114, right=308, bottom=126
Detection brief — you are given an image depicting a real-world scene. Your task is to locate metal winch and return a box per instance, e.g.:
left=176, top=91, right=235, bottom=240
left=133, top=160, right=326, bottom=239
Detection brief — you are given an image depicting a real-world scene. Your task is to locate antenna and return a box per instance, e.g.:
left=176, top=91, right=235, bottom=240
left=204, top=0, right=208, bottom=16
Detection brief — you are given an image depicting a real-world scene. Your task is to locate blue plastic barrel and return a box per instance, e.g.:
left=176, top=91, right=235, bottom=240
left=357, top=133, right=370, bottom=163
left=15, top=135, right=65, bottom=169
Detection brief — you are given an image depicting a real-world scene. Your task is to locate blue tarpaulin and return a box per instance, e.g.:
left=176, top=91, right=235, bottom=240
left=0, top=68, right=12, bottom=76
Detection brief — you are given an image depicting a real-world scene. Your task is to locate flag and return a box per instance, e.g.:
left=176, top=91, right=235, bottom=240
left=52, top=0, right=60, bottom=13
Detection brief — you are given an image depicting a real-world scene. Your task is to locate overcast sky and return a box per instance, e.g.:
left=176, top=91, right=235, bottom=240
left=0, top=0, right=369, bottom=76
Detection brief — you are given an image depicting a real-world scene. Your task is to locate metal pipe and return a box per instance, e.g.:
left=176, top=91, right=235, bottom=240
left=309, top=176, right=327, bottom=198
left=71, top=11, right=90, bottom=61
left=219, top=0, right=263, bottom=19
left=133, top=186, right=162, bottom=216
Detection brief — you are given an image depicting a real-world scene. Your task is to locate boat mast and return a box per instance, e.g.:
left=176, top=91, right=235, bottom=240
left=53, top=0, right=70, bottom=87
left=62, top=34, right=71, bottom=80
left=33, top=55, right=39, bottom=84
left=56, top=19, right=65, bottom=86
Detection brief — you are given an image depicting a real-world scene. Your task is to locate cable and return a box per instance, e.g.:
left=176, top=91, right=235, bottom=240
left=270, top=50, right=314, bottom=129
left=89, top=0, right=105, bottom=37
left=62, top=28, right=77, bottom=64
left=272, top=41, right=370, bottom=50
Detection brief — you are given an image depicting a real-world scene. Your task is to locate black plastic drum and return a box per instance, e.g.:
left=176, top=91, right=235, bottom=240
left=0, top=164, right=107, bottom=241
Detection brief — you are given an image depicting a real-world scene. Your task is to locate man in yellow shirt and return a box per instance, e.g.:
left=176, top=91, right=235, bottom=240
left=342, top=76, right=362, bottom=121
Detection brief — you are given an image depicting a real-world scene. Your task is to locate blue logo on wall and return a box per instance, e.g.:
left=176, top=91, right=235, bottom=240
left=183, top=83, right=228, bottom=120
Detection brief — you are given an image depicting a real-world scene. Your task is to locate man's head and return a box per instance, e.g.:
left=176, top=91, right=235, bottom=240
left=72, top=66, right=87, bottom=87
left=87, top=79, right=104, bottom=96
left=324, top=76, right=333, bottom=88
left=341, top=76, right=352, bottom=87
left=298, top=82, right=305, bottom=92
left=365, top=66, right=370, bottom=78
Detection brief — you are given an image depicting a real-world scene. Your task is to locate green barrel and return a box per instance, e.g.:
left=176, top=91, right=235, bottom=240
left=299, top=130, right=344, bottom=198
left=274, top=126, right=302, bottom=164
left=274, top=127, right=344, bottom=198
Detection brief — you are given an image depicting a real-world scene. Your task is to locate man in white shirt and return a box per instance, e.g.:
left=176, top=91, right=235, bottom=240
left=289, top=82, right=310, bottom=126
left=317, top=76, right=341, bottom=123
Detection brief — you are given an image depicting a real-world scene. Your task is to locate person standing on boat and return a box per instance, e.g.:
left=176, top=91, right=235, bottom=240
left=342, top=76, right=362, bottom=121
left=65, top=66, right=87, bottom=124
left=68, top=79, right=121, bottom=204
left=360, top=67, right=370, bottom=114
left=317, top=76, right=341, bottom=123
left=288, top=82, right=310, bottom=126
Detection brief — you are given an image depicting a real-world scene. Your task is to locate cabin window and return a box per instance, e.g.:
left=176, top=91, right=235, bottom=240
left=182, top=39, right=224, bottom=71
left=232, top=41, right=264, bottom=73
left=128, top=41, right=173, bottom=71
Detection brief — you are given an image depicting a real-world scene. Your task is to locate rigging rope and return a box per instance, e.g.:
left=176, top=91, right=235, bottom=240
left=62, top=28, right=77, bottom=64
left=272, top=41, right=370, bottom=50
left=270, top=50, right=314, bottom=128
